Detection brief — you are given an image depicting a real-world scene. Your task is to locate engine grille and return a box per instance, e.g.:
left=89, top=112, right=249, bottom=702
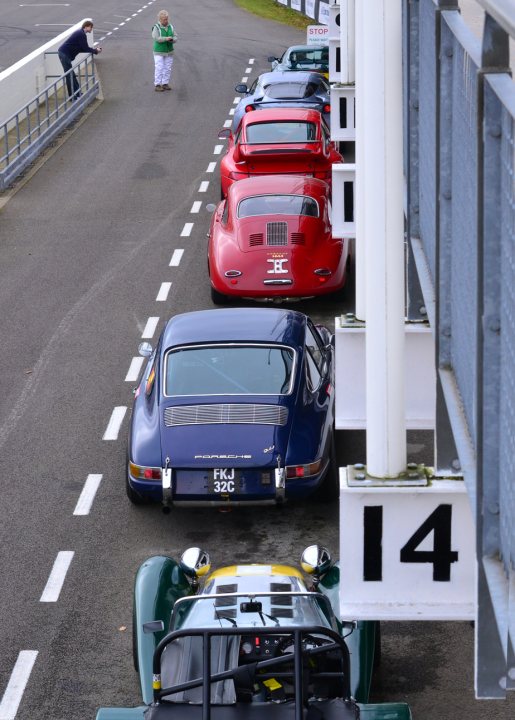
left=266, top=221, right=288, bottom=246
left=290, top=232, right=305, bottom=245
left=249, top=232, right=264, bottom=246
left=164, top=404, right=289, bottom=427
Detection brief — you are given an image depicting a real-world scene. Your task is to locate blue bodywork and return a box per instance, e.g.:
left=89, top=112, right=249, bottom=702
left=127, top=308, right=335, bottom=507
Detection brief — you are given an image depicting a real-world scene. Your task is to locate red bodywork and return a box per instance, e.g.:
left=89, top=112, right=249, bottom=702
left=208, top=175, right=350, bottom=301
left=219, top=108, right=343, bottom=198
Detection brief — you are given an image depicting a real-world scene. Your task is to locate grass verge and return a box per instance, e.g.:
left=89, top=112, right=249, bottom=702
left=234, top=0, right=311, bottom=30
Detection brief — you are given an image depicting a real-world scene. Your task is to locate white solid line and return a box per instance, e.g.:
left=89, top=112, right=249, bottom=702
left=190, top=201, right=202, bottom=213
left=103, top=406, right=127, bottom=440
left=245, top=67, right=251, bottom=74
left=73, top=474, right=102, bottom=516
left=241, top=77, right=248, bottom=82
left=40, top=551, right=74, bottom=602
left=199, top=181, right=209, bottom=193
left=214, top=145, right=224, bottom=154
left=181, top=223, right=193, bottom=237
left=170, top=249, right=184, bottom=266
left=156, top=282, right=172, bottom=301
left=206, top=162, right=216, bottom=173
left=142, top=316, right=159, bottom=339
left=125, top=356, right=145, bottom=382
left=0, top=650, right=38, bottom=720
left=223, top=120, right=231, bottom=128
left=229, top=109, right=235, bottom=116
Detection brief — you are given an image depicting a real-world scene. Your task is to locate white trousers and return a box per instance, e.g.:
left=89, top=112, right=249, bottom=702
left=154, top=54, right=173, bottom=86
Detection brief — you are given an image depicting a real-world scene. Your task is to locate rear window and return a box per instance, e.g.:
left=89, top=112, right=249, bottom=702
left=164, top=344, right=296, bottom=396
left=264, top=82, right=319, bottom=100
left=238, top=194, right=319, bottom=219
left=246, top=121, right=317, bottom=144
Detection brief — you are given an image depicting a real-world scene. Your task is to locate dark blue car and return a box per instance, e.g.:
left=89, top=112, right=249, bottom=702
left=232, top=71, right=331, bottom=132
left=127, top=308, right=337, bottom=509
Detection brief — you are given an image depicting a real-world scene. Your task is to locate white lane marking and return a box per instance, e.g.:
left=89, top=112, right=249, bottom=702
left=223, top=120, right=231, bottom=128
left=206, top=162, right=216, bottom=173
left=233, top=97, right=239, bottom=104
left=40, top=551, right=74, bottom=602
left=132, top=13, right=138, bottom=16
left=190, top=201, right=202, bottom=213
left=103, top=406, right=127, bottom=440
left=0, top=651, right=38, bottom=720
left=241, top=76, right=248, bottom=82
left=181, top=223, right=193, bottom=237
left=245, top=67, right=251, bottom=74
left=119, top=22, right=125, bottom=26
left=106, top=31, right=112, bottom=35
left=156, top=282, right=172, bottom=301
left=125, top=356, right=145, bottom=382
left=214, top=145, right=224, bottom=154
left=249, top=58, right=255, bottom=64
left=113, top=27, right=119, bottom=31
left=98, top=36, right=106, bottom=42
left=22, top=3, right=70, bottom=6
left=34, top=23, right=70, bottom=26
left=199, top=181, right=209, bottom=193
left=142, top=316, right=159, bottom=338
left=170, top=249, right=184, bottom=266
left=73, top=474, right=102, bottom=516
left=125, top=17, right=131, bottom=21
left=229, top=108, right=235, bottom=116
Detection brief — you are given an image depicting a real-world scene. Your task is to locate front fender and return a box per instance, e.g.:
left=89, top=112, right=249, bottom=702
left=133, top=556, right=191, bottom=704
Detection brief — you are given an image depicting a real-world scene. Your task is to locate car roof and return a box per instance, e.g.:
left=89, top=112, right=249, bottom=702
left=227, top=174, right=329, bottom=202
left=161, top=308, right=308, bottom=350
left=241, top=107, right=323, bottom=125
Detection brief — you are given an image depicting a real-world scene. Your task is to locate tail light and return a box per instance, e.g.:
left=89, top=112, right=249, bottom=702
left=285, top=459, right=322, bottom=480
left=323, top=104, right=331, bottom=114
left=129, top=462, right=162, bottom=481
left=245, top=104, right=255, bottom=113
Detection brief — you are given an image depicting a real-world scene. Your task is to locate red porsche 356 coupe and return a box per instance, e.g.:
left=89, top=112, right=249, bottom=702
left=207, top=175, right=351, bottom=303
left=218, top=108, right=343, bottom=198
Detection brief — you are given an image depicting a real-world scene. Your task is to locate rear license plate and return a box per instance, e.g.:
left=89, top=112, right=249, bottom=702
left=208, top=469, right=240, bottom=494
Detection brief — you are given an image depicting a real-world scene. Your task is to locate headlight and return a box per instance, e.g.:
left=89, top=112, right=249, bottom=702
left=285, top=459, right=322, bottom=480
left=129, top=462, right=162, bottom=481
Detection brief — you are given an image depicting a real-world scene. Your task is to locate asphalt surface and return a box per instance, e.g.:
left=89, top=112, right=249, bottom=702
left=0, top=1, right=513, bottom=719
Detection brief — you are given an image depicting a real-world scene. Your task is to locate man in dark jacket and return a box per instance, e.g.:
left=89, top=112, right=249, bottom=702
left=58, top=21, right=102, bottom=99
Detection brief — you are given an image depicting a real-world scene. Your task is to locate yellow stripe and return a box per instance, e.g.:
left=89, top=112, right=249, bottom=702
left=209, top=564, right=303, bottom=579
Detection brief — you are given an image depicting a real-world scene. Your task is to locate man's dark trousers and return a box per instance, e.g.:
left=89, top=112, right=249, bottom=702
left=58, top=51, right=80, bottom=98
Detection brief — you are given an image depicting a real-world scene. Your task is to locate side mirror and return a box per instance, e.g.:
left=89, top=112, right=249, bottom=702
left=143, top=620, right=164, bottom=634
left=138, top=342, right=153, bottom=358
left=235, top=83, right=248, bottom=94
left=267, top=56, right=278, bottom=63
left=180, top=547, right=211, bottom=580
left=301, top=544, right=332, bottom=577
left=218, top=127, right=231, bottom=140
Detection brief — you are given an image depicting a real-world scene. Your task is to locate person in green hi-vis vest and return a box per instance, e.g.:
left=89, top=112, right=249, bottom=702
left=152, top=9, right=178, bottom=92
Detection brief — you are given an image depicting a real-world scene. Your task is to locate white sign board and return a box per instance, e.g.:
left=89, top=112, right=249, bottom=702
left=339, top=475, right=475, bottom=620
left=291, top=0, right=302, bottom=11
left=305, top=0, right=316, bottom=20
left=318, top=1, right=330, bottom=24
left=307, top=25, right=329, bottom=45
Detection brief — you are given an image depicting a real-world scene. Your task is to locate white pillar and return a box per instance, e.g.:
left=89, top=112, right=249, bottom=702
left=363, top=0, right=406, bottom=477
left=354, top=0, right=366, bottom=320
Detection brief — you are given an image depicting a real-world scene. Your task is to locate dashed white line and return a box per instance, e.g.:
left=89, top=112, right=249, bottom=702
left=206, top=162, right=216, bottom=173
left=249, top=58, right=255, bottom=64
left=199, top=181, right=209, bottom=193
left=245, top=67, right=252, bottom=74
left=0, top=651, right=38, bottom=720
left=233, top=97, right=240, bottom=104
left=190, top=201, right=202, bottom=213
left=125, top=356, right=145, bottom=382
left=229, top=108, right=235, bottom=116
left=113, top=27, right=119, bottom=31
left=40, top=551, right=74, bottom=602
left=103, top=406, right=127, bottom=440
left=170, top=249, right=184, bottom=266
left=181, top=223, right=194, bottom=237
left=241, top=77, right=248, bottom=82
left=73, top=474, right=102, bottom=516
left=156, top=282, right=172, bottom=301
left=125, top=17, right=131, bottom=21
left=142, top=316, right=159, bottom=339
left=223, top=120, right=231, bottom=128
left=214, top=145, right=224, bottom=154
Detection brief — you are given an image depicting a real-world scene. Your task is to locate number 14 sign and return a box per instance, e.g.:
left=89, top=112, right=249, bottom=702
left=339, top=473, right=475, bottom=620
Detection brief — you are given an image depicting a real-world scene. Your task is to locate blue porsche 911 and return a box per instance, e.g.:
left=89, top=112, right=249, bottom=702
left=127, top=308, right=337, bottom=509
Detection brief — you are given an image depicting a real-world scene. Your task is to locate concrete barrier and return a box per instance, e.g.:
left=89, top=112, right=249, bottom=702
left=0, top=18, right=95, bottom=125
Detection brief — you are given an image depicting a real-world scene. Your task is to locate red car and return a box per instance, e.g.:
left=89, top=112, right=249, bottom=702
left=218, top=108, right=343, bottom=198
left=207, top=175, right=351, bottom=303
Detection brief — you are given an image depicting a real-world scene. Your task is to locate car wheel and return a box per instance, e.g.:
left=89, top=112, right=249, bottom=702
left=126, top=473, right=147, bottom=505
left=317, top=432, right=339, bottom=501
left=132, top=605, right=139, bottom=673
left=210, top=285, right=230, bottom=305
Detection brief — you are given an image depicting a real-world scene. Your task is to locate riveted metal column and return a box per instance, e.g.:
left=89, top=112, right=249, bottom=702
left=362, top=0, right=406, bottom=477
left=476, top=11, right=511, bottom=699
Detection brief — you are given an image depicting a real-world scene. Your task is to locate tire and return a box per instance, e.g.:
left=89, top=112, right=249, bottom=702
left=317, top=432, right=339, bottom=501
left=210, top=285, right=230, bottom=305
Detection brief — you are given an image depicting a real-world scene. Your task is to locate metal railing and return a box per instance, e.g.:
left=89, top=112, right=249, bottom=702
left=0, top=53, right=99, bottom=190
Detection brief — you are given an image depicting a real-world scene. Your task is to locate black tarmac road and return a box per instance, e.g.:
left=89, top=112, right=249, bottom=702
left=0, top=1, right=513, bottom=719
